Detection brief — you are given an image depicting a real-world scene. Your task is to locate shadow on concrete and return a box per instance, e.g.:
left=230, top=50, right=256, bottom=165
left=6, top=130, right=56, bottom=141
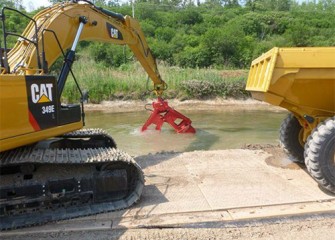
left=137, top=183, right=169, bottom=208
left=135, top=152, right=181, bottom=169
left=317, top=184, right=335, bottom=197
left=128, top=183, right=170, bottom=221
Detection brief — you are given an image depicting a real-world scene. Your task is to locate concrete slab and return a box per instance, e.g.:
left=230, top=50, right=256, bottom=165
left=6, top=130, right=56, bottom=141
left=132, top=149, right=334, bottom=215
left=2, top=149, right=334, bottom=235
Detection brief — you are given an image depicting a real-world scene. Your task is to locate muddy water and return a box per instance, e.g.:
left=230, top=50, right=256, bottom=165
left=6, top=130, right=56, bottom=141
left=85, top=109, right=287, bottom=156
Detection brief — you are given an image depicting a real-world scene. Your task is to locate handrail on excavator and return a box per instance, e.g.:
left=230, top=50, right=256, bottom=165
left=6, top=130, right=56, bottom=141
left=0, top=7, right=41, bottom=73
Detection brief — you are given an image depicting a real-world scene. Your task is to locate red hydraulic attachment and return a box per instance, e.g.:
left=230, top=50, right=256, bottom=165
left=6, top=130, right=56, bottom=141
left=141, top=97, right=196, bottom=133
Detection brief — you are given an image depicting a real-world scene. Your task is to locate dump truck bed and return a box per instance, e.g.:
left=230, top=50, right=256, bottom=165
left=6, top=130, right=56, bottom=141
left=246, top=47, right=335, bottom=118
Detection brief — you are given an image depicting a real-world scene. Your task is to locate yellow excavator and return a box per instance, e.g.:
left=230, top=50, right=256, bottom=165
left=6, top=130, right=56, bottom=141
left=0, top=0, right=194, bottom=229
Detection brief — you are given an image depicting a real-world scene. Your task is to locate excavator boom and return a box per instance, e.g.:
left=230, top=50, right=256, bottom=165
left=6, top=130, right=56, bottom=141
left=5, top=0, right=166, bottom=93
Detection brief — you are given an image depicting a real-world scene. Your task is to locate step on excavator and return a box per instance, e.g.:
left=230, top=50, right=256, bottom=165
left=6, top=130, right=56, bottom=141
left=0, top=0, right=195, bottom=230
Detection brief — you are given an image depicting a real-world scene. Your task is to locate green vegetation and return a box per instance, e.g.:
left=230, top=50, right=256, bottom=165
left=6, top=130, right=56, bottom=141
left=62, top=51, right=249, bottom=103
left=1, top=0, right=334, bottom=102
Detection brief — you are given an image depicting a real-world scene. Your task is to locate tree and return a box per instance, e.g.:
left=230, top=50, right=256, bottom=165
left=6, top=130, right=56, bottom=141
left=245, top=0, right=290, bottom=11
left=18, top=0, right=333, bottom=69
left=222, top=0, right=240, bottom=7
left=0, top=0, right=15, bottom=8
left=177, top=8, right=203, bottom=25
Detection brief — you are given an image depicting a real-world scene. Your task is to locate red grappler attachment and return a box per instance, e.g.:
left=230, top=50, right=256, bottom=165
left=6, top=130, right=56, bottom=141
left=141, top=97, right=196, bottom=133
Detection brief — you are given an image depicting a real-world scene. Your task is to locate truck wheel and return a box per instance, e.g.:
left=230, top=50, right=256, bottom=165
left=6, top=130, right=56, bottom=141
left=304, top=117, right=335, bottom=194
left=279, top=114, right=304, bottom=163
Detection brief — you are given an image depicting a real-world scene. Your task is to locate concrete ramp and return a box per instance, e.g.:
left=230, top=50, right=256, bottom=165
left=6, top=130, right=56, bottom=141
left=2, top=148, right=335, bottom=235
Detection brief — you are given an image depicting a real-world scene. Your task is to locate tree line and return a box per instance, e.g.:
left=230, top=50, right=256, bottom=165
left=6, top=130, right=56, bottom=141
left=1, top=0, right=335, bottom=69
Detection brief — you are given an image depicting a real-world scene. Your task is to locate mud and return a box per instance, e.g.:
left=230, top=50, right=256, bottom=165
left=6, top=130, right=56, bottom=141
left=84, top=98, right=285, bottom=113
left=242, top=144, right=302, bottom=170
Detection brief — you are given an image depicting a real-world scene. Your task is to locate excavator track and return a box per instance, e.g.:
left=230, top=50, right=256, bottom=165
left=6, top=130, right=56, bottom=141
left=0, top=129, right=144, bottom=230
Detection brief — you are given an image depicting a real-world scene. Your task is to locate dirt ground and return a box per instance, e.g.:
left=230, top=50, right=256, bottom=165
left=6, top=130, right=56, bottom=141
left=3, top=216, right=335, bottom=240
left=84, top=98, right=284, bottom=113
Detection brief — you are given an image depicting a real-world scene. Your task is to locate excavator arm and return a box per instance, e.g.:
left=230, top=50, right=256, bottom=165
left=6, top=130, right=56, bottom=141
left=5, top=0, right=166, bottom=95
left=3, top=0, right=194, bottom=133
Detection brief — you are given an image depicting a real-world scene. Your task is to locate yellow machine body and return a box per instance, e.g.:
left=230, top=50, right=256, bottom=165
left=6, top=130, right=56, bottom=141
left=246, top=47, right=335, bottom=141
left=0, top=75, right=83, bottom=151
left=0, top=2, right=167, bottom=152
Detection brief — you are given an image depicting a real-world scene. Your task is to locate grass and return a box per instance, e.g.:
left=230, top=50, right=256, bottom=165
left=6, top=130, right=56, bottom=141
left=62, top=52, right=250, bottom=103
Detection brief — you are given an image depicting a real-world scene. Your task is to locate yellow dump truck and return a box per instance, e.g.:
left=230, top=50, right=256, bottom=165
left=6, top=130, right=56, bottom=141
left=246, top=47, right=335, bottom=193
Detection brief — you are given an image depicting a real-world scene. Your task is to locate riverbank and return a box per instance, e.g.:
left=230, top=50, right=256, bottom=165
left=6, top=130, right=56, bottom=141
left=84, top=98, right=286, bottom=113
left=63, top=59, right=249, bottom=103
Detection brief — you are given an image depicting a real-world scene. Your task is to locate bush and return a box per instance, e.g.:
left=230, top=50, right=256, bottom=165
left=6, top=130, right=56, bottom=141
left=180, top=77, right=250, bottom=100
left=89, top=43, right=131, bottom=67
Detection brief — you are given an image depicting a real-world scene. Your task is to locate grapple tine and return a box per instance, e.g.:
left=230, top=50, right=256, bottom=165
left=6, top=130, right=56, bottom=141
left=141, top=97, right=196, bottom=133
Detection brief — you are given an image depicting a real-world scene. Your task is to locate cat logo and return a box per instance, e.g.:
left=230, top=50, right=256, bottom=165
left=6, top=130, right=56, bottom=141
left=31, top=83, right=53, bottom=104
left=110, top=28, right=119, bottom=39
left=106, top=23, right=123, bottom=40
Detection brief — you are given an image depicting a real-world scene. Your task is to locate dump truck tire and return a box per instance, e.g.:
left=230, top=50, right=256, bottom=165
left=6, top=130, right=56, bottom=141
left=280, top=114, right=304, bottom=163
left=304, top=117, right=335, bottom=194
